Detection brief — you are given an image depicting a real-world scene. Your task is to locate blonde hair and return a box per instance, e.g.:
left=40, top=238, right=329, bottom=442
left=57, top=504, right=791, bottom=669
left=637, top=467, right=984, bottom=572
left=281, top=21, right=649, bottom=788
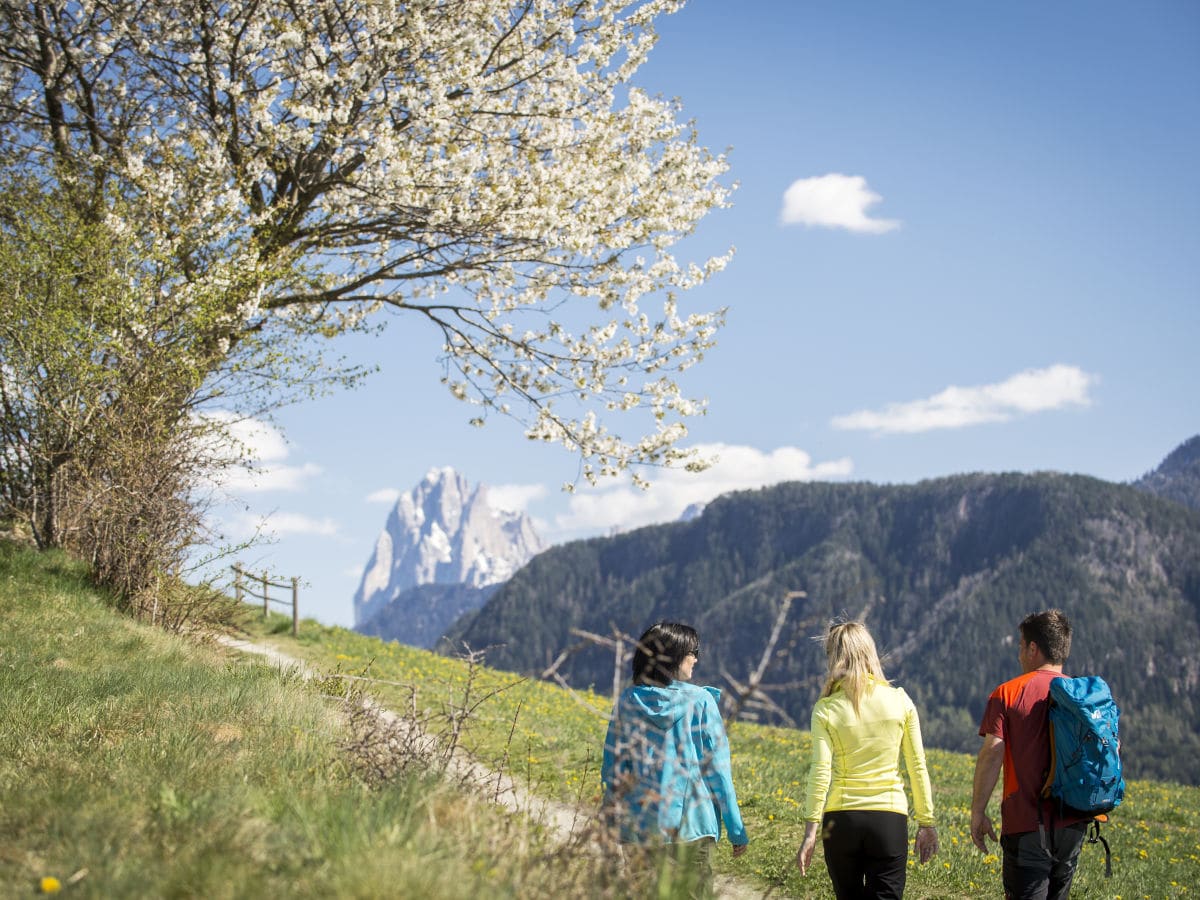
left=820, top=621, right=887, bottom=716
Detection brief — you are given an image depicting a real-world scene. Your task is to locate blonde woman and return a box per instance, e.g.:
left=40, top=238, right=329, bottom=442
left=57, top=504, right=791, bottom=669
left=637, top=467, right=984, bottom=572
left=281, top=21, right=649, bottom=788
left=797, top=621, right=938, bottom=899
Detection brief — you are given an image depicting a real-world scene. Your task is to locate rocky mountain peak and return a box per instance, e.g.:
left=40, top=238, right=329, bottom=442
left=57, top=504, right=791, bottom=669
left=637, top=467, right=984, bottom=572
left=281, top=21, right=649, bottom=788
left=353, top=467, right=544, bottom=627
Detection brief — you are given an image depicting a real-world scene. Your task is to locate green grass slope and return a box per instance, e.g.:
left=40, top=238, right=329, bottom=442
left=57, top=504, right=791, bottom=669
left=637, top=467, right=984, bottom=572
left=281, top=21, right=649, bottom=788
left=0, top=542, right=619, bottom=899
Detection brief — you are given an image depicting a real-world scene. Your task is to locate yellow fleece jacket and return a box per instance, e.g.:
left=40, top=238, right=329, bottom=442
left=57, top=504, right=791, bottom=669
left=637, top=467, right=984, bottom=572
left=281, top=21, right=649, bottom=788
left=801, top=680, right=935, bottom=825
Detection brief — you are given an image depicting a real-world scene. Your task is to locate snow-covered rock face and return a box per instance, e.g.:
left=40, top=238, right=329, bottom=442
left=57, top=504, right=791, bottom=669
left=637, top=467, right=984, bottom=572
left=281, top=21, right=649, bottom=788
left=353, top=467, right=544, bottom=626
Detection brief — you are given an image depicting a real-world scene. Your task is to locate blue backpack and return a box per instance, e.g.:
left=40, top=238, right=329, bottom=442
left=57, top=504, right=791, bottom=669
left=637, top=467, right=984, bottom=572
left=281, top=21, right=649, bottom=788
left=1041, top=675, right=1125, bottom=876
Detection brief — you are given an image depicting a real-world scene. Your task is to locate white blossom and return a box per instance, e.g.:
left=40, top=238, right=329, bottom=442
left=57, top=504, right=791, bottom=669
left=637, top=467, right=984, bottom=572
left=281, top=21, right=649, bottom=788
left=1, top=0, right=732, bottom=483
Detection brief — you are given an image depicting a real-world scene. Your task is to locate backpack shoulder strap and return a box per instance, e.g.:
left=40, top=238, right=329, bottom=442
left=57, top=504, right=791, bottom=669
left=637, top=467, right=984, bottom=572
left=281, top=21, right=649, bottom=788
left=1087, top=818, right=1114, bottom=878
left=1038, top=688, right=1057, bottom=853
left=1040, top=702, right=1058, bottom=800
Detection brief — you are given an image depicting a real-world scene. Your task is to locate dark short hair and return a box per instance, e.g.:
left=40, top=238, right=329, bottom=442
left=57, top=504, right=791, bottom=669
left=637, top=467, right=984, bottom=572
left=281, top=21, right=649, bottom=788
left=1019, top=609, right=1072, bottom=664
left=632, top=622, right=699, bottom=686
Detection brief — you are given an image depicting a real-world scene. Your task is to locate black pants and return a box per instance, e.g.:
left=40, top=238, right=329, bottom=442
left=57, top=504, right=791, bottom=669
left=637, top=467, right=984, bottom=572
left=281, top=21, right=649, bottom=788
left=821, top=810, right=908, bottom=900
left=1000, top=822, right=1088, bottom=900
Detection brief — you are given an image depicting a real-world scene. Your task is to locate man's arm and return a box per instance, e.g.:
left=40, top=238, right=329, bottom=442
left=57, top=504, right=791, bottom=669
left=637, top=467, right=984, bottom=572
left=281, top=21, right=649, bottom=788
left=970, top=734, right=1004, bottom=851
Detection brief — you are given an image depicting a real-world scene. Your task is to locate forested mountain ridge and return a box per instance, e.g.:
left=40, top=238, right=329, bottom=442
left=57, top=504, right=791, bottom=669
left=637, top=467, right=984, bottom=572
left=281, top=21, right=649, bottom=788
left=444, top=472, right=1200, bottom=784
left=1134, top=434, right=1200, bottom=512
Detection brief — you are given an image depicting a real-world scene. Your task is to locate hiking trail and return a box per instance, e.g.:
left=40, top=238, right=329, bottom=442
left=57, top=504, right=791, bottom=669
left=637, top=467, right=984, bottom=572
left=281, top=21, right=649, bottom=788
left=218, top=635, right=769, bottom=899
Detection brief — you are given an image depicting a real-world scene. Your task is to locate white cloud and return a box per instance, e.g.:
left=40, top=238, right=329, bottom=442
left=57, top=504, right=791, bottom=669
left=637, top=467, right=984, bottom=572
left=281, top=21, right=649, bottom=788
left=831, top=364, right=1098, bottom=435
left=780, top=173, right=900, bottom=234
left=366, top=487, right=401, bottom=505
left=225, top=415, right=290, bottom=462
left=198, top=411, right=321, bottom=493
left=553, top=444, right=853, bottom=537
left=224, top=510, right=340, bottom=540
left=488, top=482, right=548, bottom=514
left=221, top=461, right=323, bottom=493
left=267, top=512, right=339, bottom=536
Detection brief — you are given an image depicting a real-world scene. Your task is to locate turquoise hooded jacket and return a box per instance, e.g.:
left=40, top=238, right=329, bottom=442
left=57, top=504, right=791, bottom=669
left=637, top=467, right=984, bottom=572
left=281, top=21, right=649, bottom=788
left=600, top=681, right=748, bottom=846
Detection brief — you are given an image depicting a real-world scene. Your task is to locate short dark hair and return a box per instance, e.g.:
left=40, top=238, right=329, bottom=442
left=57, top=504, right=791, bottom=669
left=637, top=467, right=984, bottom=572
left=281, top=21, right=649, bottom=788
left=632, top=622, right=699, bottom=686
left=1019, top=609, right=1072, bottom=664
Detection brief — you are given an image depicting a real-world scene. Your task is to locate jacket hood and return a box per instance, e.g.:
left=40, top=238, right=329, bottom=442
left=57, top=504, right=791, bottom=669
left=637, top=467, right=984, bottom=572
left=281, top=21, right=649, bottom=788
left=623, top=682, right=722, bottom=730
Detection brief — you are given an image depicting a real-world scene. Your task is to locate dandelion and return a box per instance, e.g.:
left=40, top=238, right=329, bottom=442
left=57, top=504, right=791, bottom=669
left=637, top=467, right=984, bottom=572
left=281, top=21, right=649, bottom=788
left=39, top=878, right=61, bottom=894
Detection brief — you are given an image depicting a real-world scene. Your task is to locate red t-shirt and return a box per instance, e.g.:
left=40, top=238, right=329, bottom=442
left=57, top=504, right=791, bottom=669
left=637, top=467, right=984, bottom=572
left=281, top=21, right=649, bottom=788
left=978, top=669, right=1088, bottom=835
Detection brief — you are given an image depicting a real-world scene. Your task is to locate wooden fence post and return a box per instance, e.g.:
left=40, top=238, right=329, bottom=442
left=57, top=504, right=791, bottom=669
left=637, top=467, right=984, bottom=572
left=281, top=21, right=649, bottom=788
left=291, top=577, right=299, bottom=637
left=234, top=566, right=243, bottom=604
left=262, top=571, right=270, bottom=620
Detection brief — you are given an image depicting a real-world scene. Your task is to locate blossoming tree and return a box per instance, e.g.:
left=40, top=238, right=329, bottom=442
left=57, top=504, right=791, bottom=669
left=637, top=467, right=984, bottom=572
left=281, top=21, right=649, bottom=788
left=0, top=0, right=732, bottom=486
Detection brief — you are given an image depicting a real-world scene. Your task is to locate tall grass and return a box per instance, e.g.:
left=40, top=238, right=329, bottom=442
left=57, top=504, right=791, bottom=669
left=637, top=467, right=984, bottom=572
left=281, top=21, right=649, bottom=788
left=0, top=542, right=634, bottom=898
left=247, top=615, right=1200, bottom=898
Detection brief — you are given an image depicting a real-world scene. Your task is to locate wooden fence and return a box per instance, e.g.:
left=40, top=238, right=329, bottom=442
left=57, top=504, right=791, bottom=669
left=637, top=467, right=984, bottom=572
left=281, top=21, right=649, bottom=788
left=232, top=564, right=300, bottom=636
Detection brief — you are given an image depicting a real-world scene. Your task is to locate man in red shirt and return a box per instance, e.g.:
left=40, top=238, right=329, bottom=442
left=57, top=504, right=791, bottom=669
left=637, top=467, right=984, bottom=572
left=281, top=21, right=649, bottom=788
left=970, top=609, right=1090, bottom=900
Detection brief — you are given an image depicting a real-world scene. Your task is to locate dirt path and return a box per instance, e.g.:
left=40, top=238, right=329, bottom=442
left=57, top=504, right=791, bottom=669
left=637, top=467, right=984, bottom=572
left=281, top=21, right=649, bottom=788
left=217, top=635, right=770, bottom=899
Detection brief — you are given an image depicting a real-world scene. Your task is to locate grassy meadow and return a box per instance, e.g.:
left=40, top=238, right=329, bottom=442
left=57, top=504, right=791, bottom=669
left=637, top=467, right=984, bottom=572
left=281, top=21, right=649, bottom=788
left=245, top=615, right=1200, bottom=899
left=2, top=538, right=1197, bottom=898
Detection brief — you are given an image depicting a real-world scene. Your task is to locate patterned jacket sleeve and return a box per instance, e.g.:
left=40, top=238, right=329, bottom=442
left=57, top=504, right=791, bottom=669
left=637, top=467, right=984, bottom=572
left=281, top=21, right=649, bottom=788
left=698, top=689, right=749, bottom=845
left=600, top=701, right=622, bottom=804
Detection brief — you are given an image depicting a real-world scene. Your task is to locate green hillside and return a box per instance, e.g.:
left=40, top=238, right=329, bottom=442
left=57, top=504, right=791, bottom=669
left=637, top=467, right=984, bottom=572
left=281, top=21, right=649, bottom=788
left=4, top=539, right=1197, bottom=898
left=0, top=542, right=620, bottom=899
left=445, top=472, right=1200, bottom=784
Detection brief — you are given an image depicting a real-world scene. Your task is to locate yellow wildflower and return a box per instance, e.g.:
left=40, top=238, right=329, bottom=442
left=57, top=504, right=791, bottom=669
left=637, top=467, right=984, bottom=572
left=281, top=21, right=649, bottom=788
left=40, top=877, right=62, bottom=894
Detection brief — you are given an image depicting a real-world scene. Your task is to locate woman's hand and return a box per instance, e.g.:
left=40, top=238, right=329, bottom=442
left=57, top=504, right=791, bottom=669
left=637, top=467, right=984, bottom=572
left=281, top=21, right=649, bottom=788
left=915, top=824, right=939, bottom=864
left=795, top=821, right=820, bottom=875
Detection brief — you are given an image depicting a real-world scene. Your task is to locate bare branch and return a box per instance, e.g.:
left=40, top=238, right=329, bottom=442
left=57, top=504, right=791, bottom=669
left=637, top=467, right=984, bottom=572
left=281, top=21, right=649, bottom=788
left=723, top=590, right=804, bottom=724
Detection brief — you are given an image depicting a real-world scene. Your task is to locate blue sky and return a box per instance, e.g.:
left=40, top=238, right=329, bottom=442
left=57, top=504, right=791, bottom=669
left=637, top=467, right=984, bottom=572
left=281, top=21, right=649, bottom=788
left=211, top=1, right=1200, bottom=627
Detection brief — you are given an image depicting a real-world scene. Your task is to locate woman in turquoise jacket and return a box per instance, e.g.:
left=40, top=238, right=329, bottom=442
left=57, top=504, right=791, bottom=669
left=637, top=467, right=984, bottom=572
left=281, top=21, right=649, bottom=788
left=601, top=622, right=748, bottom=896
